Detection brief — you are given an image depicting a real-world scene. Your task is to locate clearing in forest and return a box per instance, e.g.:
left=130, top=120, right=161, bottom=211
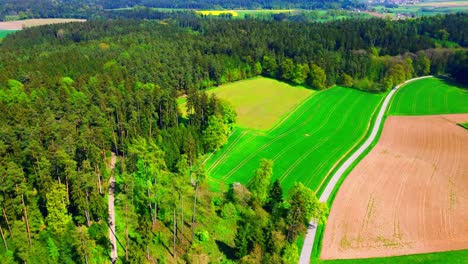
left=180, top=77, right=313, bottom=130
left=205, top=86, right=383, bottom=192
left=321, top=114, right=468, bottom=259
left=388, top=77, right=468, bottom=115
left=0, top=18, right=86, bottom=30
left=208, top=77, right=313, bottom=130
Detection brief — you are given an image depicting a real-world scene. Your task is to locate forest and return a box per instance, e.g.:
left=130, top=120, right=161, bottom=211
left=0, top=12, right=467, bottom=263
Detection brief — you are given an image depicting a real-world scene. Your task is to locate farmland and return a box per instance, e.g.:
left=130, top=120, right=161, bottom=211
left=0, top=18, right=86, bottom=30
left=321, top=114, right=468, bottom=259
left=205, top=85, right=384, bottom=192
left=388, top=77, right=468, bottom=115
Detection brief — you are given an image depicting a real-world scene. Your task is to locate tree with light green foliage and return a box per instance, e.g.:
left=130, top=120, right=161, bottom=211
left=308, top=64, right=327, bottom=90
left=286, top=182, right=328, bottom=241
left=414, top=52, right=431, bottom=76
left=203, top=115, right=228, bottom=152
left=250, top=159, right=274, bottom=205
left=0, top=79, right=29, bottom=105
left=46, top=183, right=71, bottom=234
left=280, top=58, right=295, bottom=81
left=282, top=243, right=299, bottom=264
left=292, top=63, right=310, bottom=85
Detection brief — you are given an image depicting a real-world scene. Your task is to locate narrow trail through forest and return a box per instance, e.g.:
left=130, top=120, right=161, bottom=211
left=298, top=76, right=432, bottom=264
left=108, top=153, right=117, bottom=263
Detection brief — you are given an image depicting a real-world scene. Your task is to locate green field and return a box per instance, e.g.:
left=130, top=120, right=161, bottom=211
left=205, top=86, right=383, bottom=192
left=388, top=77, right=468, bottom=115
left=316, top=249, right=468, bottom=264
left=180, top=77, right=313, bottom=130
left=0, top=30, right=17, bottom=39
left=210, top=78, right=313, bottom=130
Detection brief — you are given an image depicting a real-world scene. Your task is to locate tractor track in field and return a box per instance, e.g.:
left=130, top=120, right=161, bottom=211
left=222, top=90, right=351, bottom=182
left=271, top=91, right=359, bottom=162
left=277, top=93, right=364, bottom=184
left=314, top=92, right=386, bottom=193
left=207, top=130, right=248, bottom=173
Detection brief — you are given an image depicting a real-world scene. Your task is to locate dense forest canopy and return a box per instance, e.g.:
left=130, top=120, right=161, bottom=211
left=0, top=12, right=467, bottom=263
left=0, top=0, right=367, bottom=20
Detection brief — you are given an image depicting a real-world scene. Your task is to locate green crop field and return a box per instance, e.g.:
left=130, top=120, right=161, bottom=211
left=0, top=30, right=17, bottom=38
left=315, top=249, right=468, bottom=264
left=205, top=86, right=383, bottom=192
left=388, top=77, right=468, bottom=115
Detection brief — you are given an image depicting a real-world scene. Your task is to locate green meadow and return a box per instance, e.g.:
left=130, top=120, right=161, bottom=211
left=388, top=77, right=468, bottom=115
left=316, top=249, right=468, bottom=264
left=0, top=30, right=17, bottom=39
left=205, top=84, right=383, bottom=192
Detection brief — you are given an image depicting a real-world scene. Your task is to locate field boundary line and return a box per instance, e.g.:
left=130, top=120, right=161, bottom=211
left=298, top=76, right=433, bottom=264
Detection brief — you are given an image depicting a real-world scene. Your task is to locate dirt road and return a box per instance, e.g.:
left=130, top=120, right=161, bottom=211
left=108, top=153, right=117, bottom=263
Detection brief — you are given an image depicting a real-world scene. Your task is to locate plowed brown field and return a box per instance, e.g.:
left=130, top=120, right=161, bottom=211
left=321, top=114, right=468, bottom=259
left=0, top=19, right=85, bottom=30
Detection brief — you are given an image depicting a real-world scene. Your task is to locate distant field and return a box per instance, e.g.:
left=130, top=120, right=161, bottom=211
left=0, top=18, right=86, bottom=30
left=388, top=77, right=468, bottom=115
left=196, top=9, right=294, bottom=18
left=372, top=2, right=468, bottom=17
left=205, top=86, right=383, bottom=192
left=415, top=1, right=468, bottom=7
left=197, top=10, right=240, bottom=17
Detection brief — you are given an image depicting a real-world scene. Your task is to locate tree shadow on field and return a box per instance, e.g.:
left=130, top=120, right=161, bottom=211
left=437, top=75, right=468, bottom=90
left=216, top=240, right=236, bottom=260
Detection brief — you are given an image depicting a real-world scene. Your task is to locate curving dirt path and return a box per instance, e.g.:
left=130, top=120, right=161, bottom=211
left=108, top=153, right=117, bottom=263
left=298, top=76, right=433, bottom=264
left=321, top=114, right=468, bottom=259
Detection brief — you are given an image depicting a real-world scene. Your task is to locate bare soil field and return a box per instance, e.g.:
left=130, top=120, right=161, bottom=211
left=0, top=18, right=85, bottom=30
left=321, top=114, right=468, bottom=259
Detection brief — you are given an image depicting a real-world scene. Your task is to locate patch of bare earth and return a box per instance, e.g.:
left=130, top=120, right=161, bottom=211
left=321, top=114, right=468, bottom=259
left=0, top=18, right=85, bottom=30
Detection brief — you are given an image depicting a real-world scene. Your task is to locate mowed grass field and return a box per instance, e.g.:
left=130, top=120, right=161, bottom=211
left=388, top=77, right=468, bottom=115
left=209, top=78, right=313, bottom=130
left=206, top=86, right=384, bottom=192
left=180, top=77, right=313, bottom=130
